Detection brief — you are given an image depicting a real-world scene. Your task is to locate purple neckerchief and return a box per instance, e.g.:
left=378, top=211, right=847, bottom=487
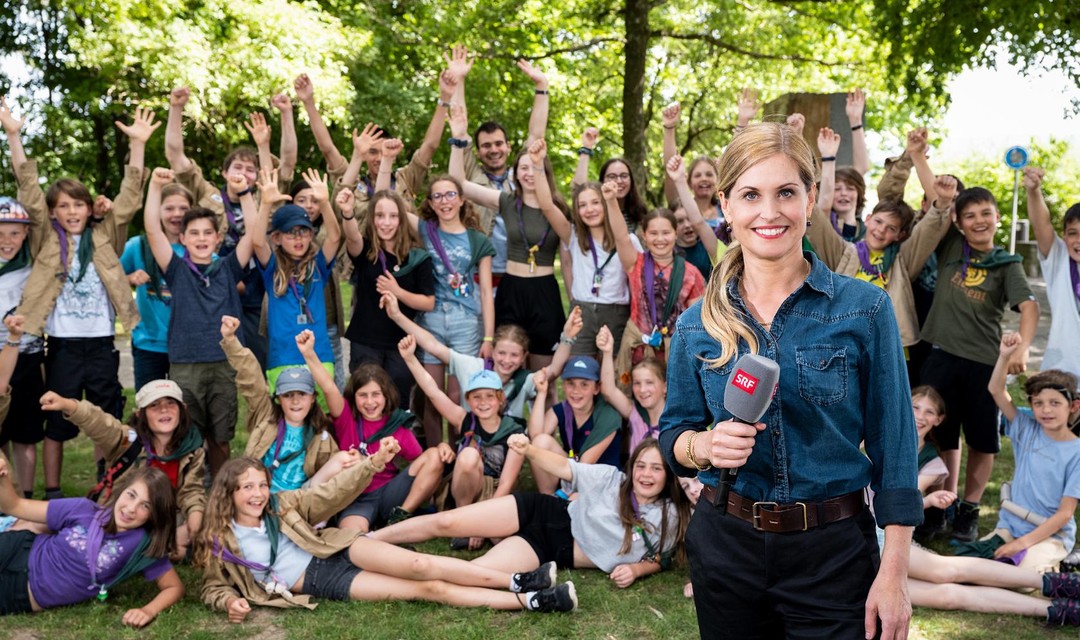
left=425, top=220, right=462, bottom=280
left=182, top=253, right=212, bottom=287
left=829, top=210, right=841, bottom=234
left=377, top=249, right=389, bottom=275
left=84, top=508, right=111, bottom=597
left=360, top=174, right=395, bottom=199
left=855, top=242, right=883, bottom=281
left=1071, top=259, right=1080, bottom=303
left=213, top=538, right=270, bottom=573
left=560, top=401, right=580, bottom=460
left=288, top=277, right=314, bottom=324
left=51, top=220, right=72, bottom=281
left=515, top=198, right=551, bottom=254
left=643, top=253, right=663, bottom=331
left=218, top=186, right=242, bottom=245
left=995, top=548, right=1028, bottom=566
left=458, top=414, right=481, bottom=452
left=960, top=240, right=974, bottom=281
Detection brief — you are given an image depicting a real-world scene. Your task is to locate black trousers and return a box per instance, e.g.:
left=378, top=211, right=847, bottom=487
left=687, top=495, right=880, bottom=640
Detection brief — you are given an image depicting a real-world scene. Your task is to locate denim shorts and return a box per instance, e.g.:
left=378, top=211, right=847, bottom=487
left=417, top=302, right=481, bottom=365
left=303, top=549, right=361, bottom=601
left=0, top=531, right=35, bottom=615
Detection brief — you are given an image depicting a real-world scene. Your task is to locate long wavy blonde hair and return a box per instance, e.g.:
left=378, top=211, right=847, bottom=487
left=700, top=122, right=817, bottom=367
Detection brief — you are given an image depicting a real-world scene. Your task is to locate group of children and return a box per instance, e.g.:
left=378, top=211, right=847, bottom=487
left=0, top=45, right=1079, bottom=629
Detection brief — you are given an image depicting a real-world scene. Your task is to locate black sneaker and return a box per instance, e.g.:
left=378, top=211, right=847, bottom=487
left=449, top=537, right=470, bottom=551
left=1047, top=598, right=1080, bottom=626
left=950, top=501, right=980, bottom=543
left=527, top=582, right=577, bottom=613
left=913, top=507, right=946, bottom=545
left=512, top=561, right=557, bottom=593
left=1044, top=573, right=1080, bottom=599
left=387, top=506, right=411, bottom=525
left=1061, top=548, right=1080, bottom=574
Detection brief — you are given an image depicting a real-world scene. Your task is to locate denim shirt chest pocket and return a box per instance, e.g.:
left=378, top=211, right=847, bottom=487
left=795, top=345, right=848, bottom=406
left=699, top=353, right=734, bottom=414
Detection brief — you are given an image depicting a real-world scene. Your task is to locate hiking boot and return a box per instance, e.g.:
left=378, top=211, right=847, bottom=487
left=913, top=507, right=947, bottom=545
left=950, top=501, right=980, bottom=543
left=387, top=506, right=411, bottom=525
left=1047, top=599, right=1080, bottom=626
left=1044, top=573, right=1080, bottom=599
left=1061, top=548, right=1080, bottom=574
left=449, top=537, right=470, bottom=551
left=527, top=582, right=577, bottom=613
left=512, top=561, right=557, bottom=593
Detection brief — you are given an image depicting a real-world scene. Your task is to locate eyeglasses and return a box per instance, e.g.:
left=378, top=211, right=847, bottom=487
left=430, top=191, right=459, bottom=202
left=283, top=227, right=313, bottom=238
left=604, top=173, right=631, bottom=182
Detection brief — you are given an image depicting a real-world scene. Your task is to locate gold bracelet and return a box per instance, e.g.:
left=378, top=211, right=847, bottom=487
left=686, top=432, right=711, bottom=471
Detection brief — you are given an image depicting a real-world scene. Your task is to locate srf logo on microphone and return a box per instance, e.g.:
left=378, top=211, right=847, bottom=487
left=732, top=369, right=758, bottom=394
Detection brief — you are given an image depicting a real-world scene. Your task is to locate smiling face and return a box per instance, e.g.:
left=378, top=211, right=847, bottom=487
left=143, top=397, right=181, bottom=439
left=0, top=223, right=28, bottom=262
left=833, top=179, right=859, bottom=215
left=912, top=394, right=944, bottom=441
left=160, top=194, right=190, bottom=239
left=491, top=339, right=527, bottom=379
left=602, top=161, right=632, bottom=199
left=466, top=388, right=503, bottom=420
left=632, top=447, right=668, bottom=503
left=51, top=190, right=92, bottom=234
left=292, top=188, right=321, bottom=223
left=673, top=207, right=698, bottom=247
left=631, top=366, right=666, bottom=412
left=232, top=467, right=270, bottom=527
left=372, top=197, right=402, bottom=247
left=1030, top=389, right=1079, bottom=435
left=353, top=381, right=388, bottom=422
left=514, top=155, right=537, bottom=193
left=1063, top=219, right=1080, bottom=263
left=718, top=153, right=814, bottom=262
left=563, top=378, right=600, bottom=411
left=575, top=187, right=606, bottom=229
left=277, top=390, right=314, bottom=425
left=955, top=199, right=999, bottom=251
left=863, top=211, right=903, bottom=252
left=113, top=480, right=153, bottom=532
left=688, top=159, right=717, bottom=201
left=179, top=217, right=220, bottom=264
left=643, top=216, right=677, bottom=261
left=428, top=180, right=463, bottom=224
left=477, top=129, right=510, bottom=173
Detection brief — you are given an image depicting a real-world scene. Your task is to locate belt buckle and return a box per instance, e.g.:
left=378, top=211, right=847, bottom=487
left=752, top=501, right=809, bottom=531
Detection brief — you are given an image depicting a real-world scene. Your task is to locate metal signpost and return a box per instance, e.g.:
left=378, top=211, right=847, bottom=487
left=1004, top=146, right=1029, bottom=254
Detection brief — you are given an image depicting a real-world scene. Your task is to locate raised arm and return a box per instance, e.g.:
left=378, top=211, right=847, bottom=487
left=375, top=138, right=403, bottom=193
left=381, top=293, right=451, bottom=363
left=668, top=155, right=717, bottom=258
left=540, top=305, right=582, bottom=380
left=243, top=112, right=274, bottom=175
left=572, top=127, right=599, bottom=188
left=661, top=102, right=681, bottom=205
left=527, top=369, right=557, bottom=439
left=250, top=168, right=288, bottom=267
left=336, top=188, right=364, bottom=258
left=447, top=105, right=501, bottom=210
left=606, top=180, right=638, bottom=272
left=0, top=315, right=23, bottom=393
left=0, top=96, right=28, bottom=169
left=527, top=139, right=572, bottom=243
left=907, top=128, right=937, bottom=206
left=399, top=335, right=467, bottom=428
left=144, top=168, right=180, bottom=270
left=302, top=168, right=340, bottom=263
left=846, top=88, right=870, bottom=175
left=1010, top=298, right=1040, bottom=375
left=294, top=74, right=346, bottom=174
left=164, top=87, right=193, bottom=172
left=517, top=59, right=549, bottom=147
left=596, top=325, right=633, bottom=418
left=297, top=329, right=345, bottom=418
left=272, top=93, right=297, bottom=179
left=816, top=127, right=839, bottom=219
left=508, top=432, right=573, bottom=482
left=112, top=107, right=159, bottom=226
left=988, top=332, right=1020, bottom=423
left=478, top=256, right=495, bottom=359
left=114, top=106, right=160, bottom=175
left=219, top=315, right=273, bottom=429
left=1023, top=167, right=1055, bottom=258
left=339, top=123, right=383, bottom=191
left=409, top=68, right=457, bottom=170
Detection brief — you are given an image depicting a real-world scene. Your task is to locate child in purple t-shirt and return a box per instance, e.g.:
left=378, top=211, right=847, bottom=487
left=0, top=460, right=183, bottom=626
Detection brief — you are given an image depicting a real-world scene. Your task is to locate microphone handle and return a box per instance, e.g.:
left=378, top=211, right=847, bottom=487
left=716, top=467, right=736, bottom=515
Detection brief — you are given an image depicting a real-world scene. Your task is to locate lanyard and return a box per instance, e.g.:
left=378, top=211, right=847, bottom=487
left=855, top=242, right=888, bottom=285
left=425, top=220, right=470, bottom=297
left=629, top=493, right=659, bottom=562
left=269, top=419, right=308, bottom=470
left=643, top=253, right=666, bottom=330
left=588, top=235, right=617, bottom=297
left=84, top=509, right=111, bottom=600
left=288, top=276, right=314, bottom=324
left=182, top=253, right=212, bottom=287
left=213, top=528, right=289, bottom=597
left=515, top=199, right=550, bottom=273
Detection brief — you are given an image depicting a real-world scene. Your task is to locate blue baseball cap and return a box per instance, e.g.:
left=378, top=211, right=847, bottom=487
left=563, top=356, right=600, bottom=381
left=271, top=204, right=313, bottom=233
left=276, top=367, right=315, bottom=396
left=0, top=197, right=30, bottom=224
left=465, top=370, right=503, bottom=394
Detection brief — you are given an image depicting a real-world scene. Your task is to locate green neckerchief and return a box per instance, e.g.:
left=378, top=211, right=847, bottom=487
left=388, top=248, right=431, bottom=279
left=464, top=413, right=526, bottom=448
left=575, top=397, right=623, bottom=454
left=139, top=235, right=166, bottom=300
left=264, top=494, right=282, bottom=566
left=0, top=243, right=31, bottom=278
left=52, top=220, right=95, bottom=283
left=361, top=408, right=416, bottom=445
left=153, top=427, right=205, bottom=462
left=877, top=242, right=901, bottom=276
left=650, top=255, right=686, bottom=323
left=967, top=246, right=1024, bottom=270
left=466, top=229, right=492, bottom=268
left=103, top=533, right=157, bottom=594
left=917, top=443, right=940, bottom=472
left=505, top=369, right=531, bottom=406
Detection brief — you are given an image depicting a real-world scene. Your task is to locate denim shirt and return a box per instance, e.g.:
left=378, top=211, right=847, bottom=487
left=658, top=254, right=923, bottom=527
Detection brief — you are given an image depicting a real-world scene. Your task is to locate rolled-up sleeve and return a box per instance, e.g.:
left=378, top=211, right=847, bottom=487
left=658, top=309, right=712, bottom=479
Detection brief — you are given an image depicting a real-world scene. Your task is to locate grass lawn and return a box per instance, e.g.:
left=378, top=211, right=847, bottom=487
left=2, top=362, right=1074, bottom=638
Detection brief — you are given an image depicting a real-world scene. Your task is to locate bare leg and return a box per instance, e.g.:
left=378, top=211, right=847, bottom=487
left=939, top=448, right=961, bottom=495
left=401, top=449, right=447, bottom=513
left=908, top=578, right=1049, bottom=617
left=12, top=442, right=36, bottom=496
left=348, top=536, right=514, bottom=589
left=422, top=363, right=446, bottom=446
left=370, top=494, right=522, bottom=544
left=471, top=536, right=542, bottom=574
left=345, top=572, right=528, bottom=610
left=963, top=448, right=995, bottom=503
left=451, top=448, right=484, bottom=508
left=530, top=434, right=564, bottom=495
left=339, top=514, right=372, bottom=534
left=908, top=545, right=1042, bottom=590
left=43, top=437, right=62, bottom=489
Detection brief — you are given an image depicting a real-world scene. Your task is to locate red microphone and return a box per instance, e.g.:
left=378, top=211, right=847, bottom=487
left=715, top=353, right=780, bottom=513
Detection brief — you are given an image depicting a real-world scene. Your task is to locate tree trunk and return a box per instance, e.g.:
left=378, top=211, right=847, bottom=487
left=622, top=0, right=650, bottom=184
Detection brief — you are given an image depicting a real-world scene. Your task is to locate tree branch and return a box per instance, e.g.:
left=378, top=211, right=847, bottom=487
left=650, top=29, right=847, bottom=67
left=482, top=37, right=624, bottom=61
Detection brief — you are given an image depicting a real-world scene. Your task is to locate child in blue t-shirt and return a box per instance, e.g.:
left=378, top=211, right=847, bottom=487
left=988, top=332, right=1080, bottom=573
left=250, top=169, right=341, bottom=392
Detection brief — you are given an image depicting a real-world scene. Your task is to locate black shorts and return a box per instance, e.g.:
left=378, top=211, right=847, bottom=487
left=44, top=337, right=122, bottom=442
left=495, top=274, right=566, bottom=355
left=0, top=351, right=45, bottom=446
left=513, top=492, right=575, bottom=569
left=303, top=549, right=360, bottom=601
left=0, top=531, right=35, bottom=615
left=338, top=469, right=416, bottom=528
left=920, top=347, right=1000, bottom=454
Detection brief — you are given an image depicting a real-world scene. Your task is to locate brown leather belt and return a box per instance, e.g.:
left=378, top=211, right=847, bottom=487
left=701, top=485, right=863, bottom=533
